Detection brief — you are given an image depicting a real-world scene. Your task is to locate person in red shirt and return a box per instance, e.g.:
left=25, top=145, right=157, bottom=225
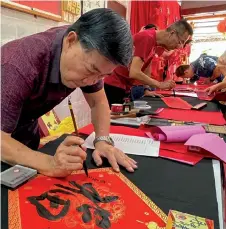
left=104, top=19, right=193, bottom=106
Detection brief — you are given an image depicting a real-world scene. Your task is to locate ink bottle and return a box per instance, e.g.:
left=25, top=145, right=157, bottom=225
left=123, top=98, right=131, bottom=113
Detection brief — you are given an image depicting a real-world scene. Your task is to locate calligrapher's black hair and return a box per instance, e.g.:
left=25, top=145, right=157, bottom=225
left=167, top=19, right=193, bottom=36
left=175, top=64, right=190, bottom=77
left=144, top=24, right=158, bottom=30
left=66, top=8, right=133, bottom=66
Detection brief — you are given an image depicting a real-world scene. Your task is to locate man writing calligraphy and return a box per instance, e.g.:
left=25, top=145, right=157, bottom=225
left=104, top=19, right=193, bottom=106
left=1, top=9, right=137, bottom=177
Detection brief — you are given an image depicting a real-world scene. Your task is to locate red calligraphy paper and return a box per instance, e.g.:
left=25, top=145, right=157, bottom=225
left=159, top=149, right=203, bottom=165
left=161, top=97, right=193, bottom=110
left=79, top=124, right=147, bottom=137
left=8, top=168, right=167, bottom=229
left=196, top=91, right=226, bottom=101
left=152, top=108, right=226, bottom=125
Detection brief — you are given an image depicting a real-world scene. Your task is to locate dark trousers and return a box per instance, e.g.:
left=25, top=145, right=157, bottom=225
left=104, top=84, right=126, bottom=107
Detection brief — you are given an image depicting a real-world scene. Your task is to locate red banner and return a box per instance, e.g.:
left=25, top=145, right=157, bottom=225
left=9, top=168, right=167, bottom=229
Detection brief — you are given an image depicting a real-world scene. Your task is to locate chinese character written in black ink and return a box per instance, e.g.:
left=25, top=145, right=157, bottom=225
left=27, top=181, right=119, bottom=229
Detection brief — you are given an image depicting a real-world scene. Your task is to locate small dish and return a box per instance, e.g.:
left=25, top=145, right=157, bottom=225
left=134, top=101, right=148, bottom=107
left=135, top=105, right=151, bottom=110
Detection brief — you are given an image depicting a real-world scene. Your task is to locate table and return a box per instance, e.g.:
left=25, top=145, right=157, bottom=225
left=1, top=97, right=225, bottom=229
left=212, top=160, right=224, bottom=229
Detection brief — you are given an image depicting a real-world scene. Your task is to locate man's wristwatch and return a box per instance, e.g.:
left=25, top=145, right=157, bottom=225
left=93, top=136, right=114, bottom=146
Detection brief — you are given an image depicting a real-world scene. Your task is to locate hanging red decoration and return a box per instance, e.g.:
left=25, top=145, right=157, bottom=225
left=217, top=19, right=226, bottom=33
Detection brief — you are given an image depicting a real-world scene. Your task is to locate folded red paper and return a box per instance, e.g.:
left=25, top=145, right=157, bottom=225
left=151, top=108, right=226, bottom=125
left=160, top=149, right=203, bottom=165
left=161, top=97, right=193, bottom=110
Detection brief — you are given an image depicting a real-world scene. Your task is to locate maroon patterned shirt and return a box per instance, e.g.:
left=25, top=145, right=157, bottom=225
left=1, top=26, right=103, bottom=149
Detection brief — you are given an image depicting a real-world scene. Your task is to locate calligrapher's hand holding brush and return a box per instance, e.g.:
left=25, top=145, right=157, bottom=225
left=49, top=136, right=87, bottom=177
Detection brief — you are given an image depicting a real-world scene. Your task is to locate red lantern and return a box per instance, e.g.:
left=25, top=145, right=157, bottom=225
left=217, top=19, right=226, bottom=33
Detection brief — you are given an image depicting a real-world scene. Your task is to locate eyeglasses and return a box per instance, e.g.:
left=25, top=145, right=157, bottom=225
left=174, top=31, right=186, bottom=46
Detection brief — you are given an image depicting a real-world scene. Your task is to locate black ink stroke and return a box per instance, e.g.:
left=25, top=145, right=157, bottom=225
left=27, top=192, right=70, bottom=221
left=68, top=181, right=119, bottom=204
left=27, top=180, right=119, bottom=228
left=50, top=195, right=59, bottom=209
left=48, top=189, right=74, bottom=196
left=76, top=204, right=111, bottom=228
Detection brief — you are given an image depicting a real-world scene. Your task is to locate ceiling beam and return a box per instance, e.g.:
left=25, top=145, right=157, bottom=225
left=186, top=14, right=226, bottom=21
left=181, top=4, right=226, bottom=15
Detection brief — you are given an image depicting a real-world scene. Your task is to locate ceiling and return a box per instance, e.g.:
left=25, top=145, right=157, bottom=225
left=181, top=1, right=226, bottom=15
left=188, top=17, right=226, bottom=42
left=181, top=1, right=226, bottom=42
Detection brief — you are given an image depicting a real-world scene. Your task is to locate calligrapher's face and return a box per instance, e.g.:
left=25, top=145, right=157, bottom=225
left=60, top=32, right=116, bottom=88
left=166, top=30, right=190, bottom=50
left=183, top=66, right=194, bottom=78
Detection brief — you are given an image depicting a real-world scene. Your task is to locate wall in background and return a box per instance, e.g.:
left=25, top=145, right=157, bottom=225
left=189, top=40, right=226, bottom=62
left=1, top=7, right=61, bottom=46
left=107, top=1, right=126, bottom=19
left=83, top=0, right=105, bottom=13
left=1, top=6, right=91, bottom=128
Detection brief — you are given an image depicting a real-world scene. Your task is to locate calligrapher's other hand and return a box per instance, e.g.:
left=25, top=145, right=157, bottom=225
left=159, top=80, right=176, bottom=90
left=92, top=141, right=137, bottom=173
left=205, top=84, right=219, bottom=95
left=49, top=136, right=87, bottom=177
left=144, top=90, right=164, bottom=98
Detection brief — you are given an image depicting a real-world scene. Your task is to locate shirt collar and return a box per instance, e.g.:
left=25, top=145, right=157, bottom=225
left=49, top=29, right=67, bottom=84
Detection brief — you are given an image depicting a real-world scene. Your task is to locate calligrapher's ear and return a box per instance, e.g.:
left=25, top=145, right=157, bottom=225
left=92, top=150, right=103, bottom=167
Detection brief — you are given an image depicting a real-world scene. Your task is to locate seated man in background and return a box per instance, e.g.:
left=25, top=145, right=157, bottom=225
left=104, top=19, right=193, bottom=106
left=1, top=9, right=137, bottom=178
left=175, top=53, right=225, bottom=84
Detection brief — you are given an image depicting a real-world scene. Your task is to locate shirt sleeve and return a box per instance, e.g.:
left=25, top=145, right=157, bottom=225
left=1, top=64, right=33, bottom=133
left=80, top=79, right=104, bottom=93
left=203, top=56, right=217, bottom=72
left=133, top=30, right=155, bottom=62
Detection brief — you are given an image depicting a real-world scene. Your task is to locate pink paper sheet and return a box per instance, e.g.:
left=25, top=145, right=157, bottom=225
left=185, top=133, right=226, bottom=163
left=151, top=125, right=206, bottom=143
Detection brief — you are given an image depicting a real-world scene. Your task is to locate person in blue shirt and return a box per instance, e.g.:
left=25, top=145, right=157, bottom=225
left=175, top=53, right=225, bottom=83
